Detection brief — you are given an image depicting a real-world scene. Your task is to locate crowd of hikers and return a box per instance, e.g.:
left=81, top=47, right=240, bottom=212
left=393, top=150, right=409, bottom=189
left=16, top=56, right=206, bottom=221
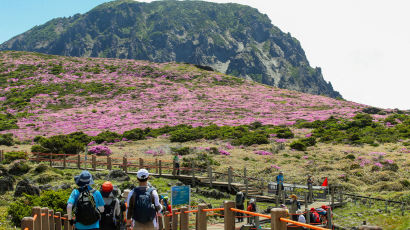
left=66, top=169, right=329, bottom=230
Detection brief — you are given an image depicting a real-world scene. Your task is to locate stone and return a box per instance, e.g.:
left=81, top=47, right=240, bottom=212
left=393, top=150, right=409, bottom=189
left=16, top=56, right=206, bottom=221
left=0, top=175, right=15, bottom=192
left=52, top=183, right=71, bottom=191
left=14, top=179, right=40, bottom=197
left=106, top=170, right=130, bottom=181
left=8, top=160, right=31, bottom=176
left=39, top=184, right=52, bottom=191
left=94, top=172, right=107, bottom=180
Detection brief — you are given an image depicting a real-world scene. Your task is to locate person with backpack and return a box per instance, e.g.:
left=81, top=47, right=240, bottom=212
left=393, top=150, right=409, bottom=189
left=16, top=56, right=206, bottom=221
left=309, top=208, right=321, bottom=223
left=276, top=171, right=284, bottom=196
left=67, top=170, right=105, bottom=230
left=247, top=198, right=256, bottom=224
left=172, top=153, right=180, bottom=176
left=289, top=194, right=301, bottom=221
left=126, top=169, right=162, bottom=230
left=235, top=191, right=245, bottom=223
left=100, top=181, right=121, bottom=230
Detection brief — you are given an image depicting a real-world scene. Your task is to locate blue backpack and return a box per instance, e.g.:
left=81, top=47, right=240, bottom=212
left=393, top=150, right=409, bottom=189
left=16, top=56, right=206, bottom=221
left=132, top=187, right=156, bottom=223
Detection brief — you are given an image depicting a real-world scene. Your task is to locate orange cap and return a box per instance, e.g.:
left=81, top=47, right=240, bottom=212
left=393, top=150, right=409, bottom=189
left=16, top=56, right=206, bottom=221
left=102, top=181, right=113, bottom=193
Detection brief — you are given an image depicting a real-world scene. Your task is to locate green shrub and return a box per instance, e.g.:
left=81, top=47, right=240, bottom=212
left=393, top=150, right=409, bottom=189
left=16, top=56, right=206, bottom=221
left=182, top=153, right=220, bottom=169
left=31, top=145, right=48, bottom=153
left=171, top=146, right=192, bottom=156
left=0, top=114, right=19, bottom=131
left=3, top=151, right=28, bottom=163
left=8, top=189, right=71, bottom=226
left=400, top=179, right=410, bottom=188
left=93, top=131, right=121, bottom=144
left=62, top=141, right=84, bottom=155
left=170, top=128, right=203, bottom=142
left=350, top=164, right=360, bottom=170
left=382, top=163, right=399, bottom=172
left=123, top=128, right=145, bottom=140
left=345, top=154, right=355, bottom=160
left=8, top=160, right=30, bottom=175
left=290, top=140, right=306, bottom=151
left=0, top=133, right=15, bottom=146
left=34, top=164, right=48, bottom=174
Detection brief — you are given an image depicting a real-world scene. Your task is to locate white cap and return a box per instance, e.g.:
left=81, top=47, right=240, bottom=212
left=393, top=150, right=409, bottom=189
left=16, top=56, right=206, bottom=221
left=137, top=169, right=150, bottom=180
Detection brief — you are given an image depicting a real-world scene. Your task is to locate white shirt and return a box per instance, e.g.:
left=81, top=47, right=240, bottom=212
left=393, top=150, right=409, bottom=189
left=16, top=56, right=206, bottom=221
left=126, top=187, right=162, bottom=228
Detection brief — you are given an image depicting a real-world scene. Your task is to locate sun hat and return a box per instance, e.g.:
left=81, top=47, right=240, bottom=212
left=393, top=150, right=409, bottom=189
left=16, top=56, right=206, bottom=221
left=290, top=194, right=298, bottom=199
left=137, top=169, right=150, bottom=180
left=280, top=204, right=286, bottom=208
left=250, top=198, right=255, bottom=203
left=74, top=170, right=94, bottom=187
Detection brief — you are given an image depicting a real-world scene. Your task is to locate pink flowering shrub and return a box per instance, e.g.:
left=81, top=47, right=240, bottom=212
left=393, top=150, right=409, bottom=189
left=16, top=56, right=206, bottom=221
left=254, top=150, right=273, bottom=155
left=88, top=145, right=112, bottom=156
left=219, top=149, right=231, bottom=156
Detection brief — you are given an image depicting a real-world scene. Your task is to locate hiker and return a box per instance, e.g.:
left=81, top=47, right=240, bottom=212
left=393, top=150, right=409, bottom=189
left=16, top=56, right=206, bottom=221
left=276, top=171, right=284, bottom=196
left=296, top=210, right=306, bottom=223
left=172, top=153, right=180, bottom=176
left=100, top=181, right=121, bottom=230
left=309, top=208, right=321, bottom=223
left=126, top=169, right=162, bottom=230
left=67, top=170, right=105, bottom=229
left=247, top=198, right=256, bottom=224
left=235, top=191, right=245, bottom=222
left=279, top=204, right=289, bottom=217
left=307, top=175, right=314, bottom=202
left=289, top=194, right=301, bottom=221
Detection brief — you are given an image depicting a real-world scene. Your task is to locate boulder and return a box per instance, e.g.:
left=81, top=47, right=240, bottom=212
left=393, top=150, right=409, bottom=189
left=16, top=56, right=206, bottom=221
left=52, top=183, right=71, bottom=191
left=39, top=184, right=52, bottom=191
left=14, top=179, right=40, bottom=197
left=0, top=175, right=15, bottom=192
left=106, top=170, right=130, bottom=181
left=94, top=172, right=107, bottom=180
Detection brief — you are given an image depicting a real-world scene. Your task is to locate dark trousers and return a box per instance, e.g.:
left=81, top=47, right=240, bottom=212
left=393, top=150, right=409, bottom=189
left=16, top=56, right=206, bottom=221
left=276, top=184, right=284, bottom=195
left=236, top=204, right=244, bottom=222
left=173, top=163, right=180, bottom=175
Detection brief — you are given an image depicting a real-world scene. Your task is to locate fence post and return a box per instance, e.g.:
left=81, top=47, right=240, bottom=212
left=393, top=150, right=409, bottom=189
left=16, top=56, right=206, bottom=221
left=0, top=150, right=3, bottom=162
left=228, top=167, right=232, bottom=192
left=224, top=201, right=235, bottom=230
left=21, top=217, right=34, bottom=230
left=55, top=212, right=62, bottom=230
left=41, top=207, right=49, bottom=230
left=401, top=202, right=405, bottom=216
left=50, top=153, right=52, bottom=166
left=77, top=154, right=81, bottom=169
left=164, top=212, right=170, bottom=230
left=180, top=206, right=188, bottom=230
left=37, top=152, right=40, bottom=163
left=327, top=206, right=333, bottom=229
left=107, top=156, right=112, bottom=170
left=270, top=208, right=287, bottom=230
left=139, top=158, right=144, bottom=169
left=159, top=160, right=162, bottom=175
left=155, top=159, right=159, bottom=174
left=331, top=186, right=335, bottom=208
left=308, top=183, right=313, bottom=203
left=32, top=206, right=42, bottom=230
left=191, top=163, right=195, bottom=186
left=208, top=166, right=213, bottom=188
left=92, top=155, right=96, bottom=171
left=49, top=209, right=55, bottom=230
left=172, top=209, right=178, bottom=230
left=63, top=214, right=70, bottom=230
left=305, top=192, right=310, bottom=224
left=123, top=156, right=128, bottom=173
left=244, top=167, right=249, bottom=197
left=198, top=204, right=207, bottom=230
left=63, top=154, right=66, bottom=169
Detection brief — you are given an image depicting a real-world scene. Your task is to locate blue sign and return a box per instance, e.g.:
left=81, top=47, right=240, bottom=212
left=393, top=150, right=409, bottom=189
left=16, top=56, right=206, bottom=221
left=171, top=186, right=190, bottom=206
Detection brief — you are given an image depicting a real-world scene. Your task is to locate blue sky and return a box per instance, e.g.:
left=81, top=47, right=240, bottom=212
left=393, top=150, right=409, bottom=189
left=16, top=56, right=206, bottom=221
left=1, top=0, right=409, bottom=109
left=0, top=0, right=111, bottom=43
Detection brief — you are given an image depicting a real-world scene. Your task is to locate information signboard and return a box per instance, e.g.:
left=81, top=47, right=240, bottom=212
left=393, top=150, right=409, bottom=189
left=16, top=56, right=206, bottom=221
left=171, top=185, right=190, bottom=206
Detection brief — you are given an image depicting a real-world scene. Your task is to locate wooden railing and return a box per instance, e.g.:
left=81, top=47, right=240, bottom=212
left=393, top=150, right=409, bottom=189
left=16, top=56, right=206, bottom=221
left=22, top=201, right=333, bottom=230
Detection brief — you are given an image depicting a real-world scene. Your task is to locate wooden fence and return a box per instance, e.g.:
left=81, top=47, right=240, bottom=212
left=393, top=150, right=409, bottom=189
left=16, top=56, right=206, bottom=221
left=22, top=201, right=333, bottom=230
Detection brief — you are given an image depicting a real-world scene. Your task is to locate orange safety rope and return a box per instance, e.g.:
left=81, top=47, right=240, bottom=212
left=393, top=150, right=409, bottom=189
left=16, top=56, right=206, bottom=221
left=230, top=208, right=271, bottom=219
left=279, top=218, right=328, bottom=230
left=184, top=210, right=198, bottom=213
left=202, top=208, right=224, bottom=212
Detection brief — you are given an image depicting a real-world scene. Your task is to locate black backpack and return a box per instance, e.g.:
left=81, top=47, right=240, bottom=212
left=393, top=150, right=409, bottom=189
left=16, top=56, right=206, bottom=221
left=100, top=198, right=117, bottom=230
left=132, top=187, right=156, bottom=223
left=74, top=188, right=101, bottom=225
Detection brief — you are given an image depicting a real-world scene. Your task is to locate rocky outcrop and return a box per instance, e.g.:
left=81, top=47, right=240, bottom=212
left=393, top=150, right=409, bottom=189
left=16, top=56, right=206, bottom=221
left=0, top=175, right=15, bottom=192
left=106, top=170, right=130, bottom=182
left=14, top=179, right=40, bottom=197
left=0, top=0, right=341, bottom=98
